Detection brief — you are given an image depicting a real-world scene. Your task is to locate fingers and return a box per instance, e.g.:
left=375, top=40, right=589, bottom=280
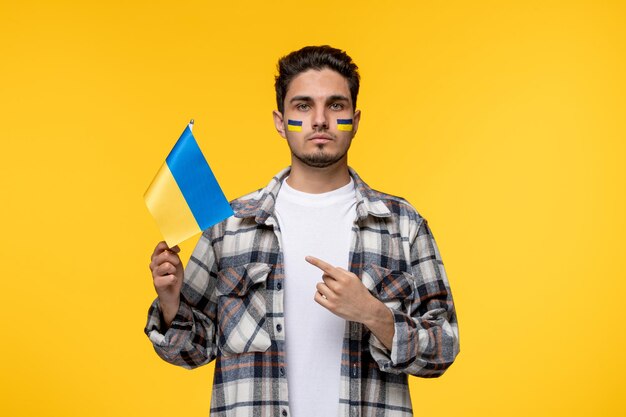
left=150, top=242, right=182, bottom=276
left=151, top=242, right=181, bottom=260
left=151, top=241, right=169, bottom=260
left=321, top=273, right=341, bottom=292
left=316, top=281, right=336, bottom=301
left=155, top=261, right=177, bottom=277
left=316, top=281, right=328, bottom=296
left=314, top=290, right=329, bottom=306
left=153, top=273, right=179, bottom=287
left=305, top=256, right=336, bottom=274
left=150, top=251, right=181, bottom=273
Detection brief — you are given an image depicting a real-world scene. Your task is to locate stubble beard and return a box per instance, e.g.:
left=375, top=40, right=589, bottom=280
left=292, top=144, right=348, bottom=168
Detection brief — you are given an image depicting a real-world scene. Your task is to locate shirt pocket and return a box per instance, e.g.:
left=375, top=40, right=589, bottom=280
left=216, top=262, right=272, bottom=356
left=361, top=264, right=416, bottom=310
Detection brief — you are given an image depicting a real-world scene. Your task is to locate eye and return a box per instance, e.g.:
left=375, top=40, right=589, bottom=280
left=330, top=103, right=344, bottom=110
left=296, top=103, right=310, bottom=111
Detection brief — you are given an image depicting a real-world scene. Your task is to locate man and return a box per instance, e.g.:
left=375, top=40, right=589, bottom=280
left=146, top=45, right=459, bottom=417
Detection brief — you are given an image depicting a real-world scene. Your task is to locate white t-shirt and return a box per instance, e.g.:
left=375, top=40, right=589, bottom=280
left=274, top=178, right=357, bottom=417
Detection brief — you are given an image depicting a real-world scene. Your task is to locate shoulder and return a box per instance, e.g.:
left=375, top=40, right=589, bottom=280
left=350, top=167, right=424, bottom=226
left=229, top=188, right=264, bottom=212
left=367, top=187, right=425, bottom=223
left=360, top=186, right=429, bottom=244
left=199, top=189, right=263, bottom=240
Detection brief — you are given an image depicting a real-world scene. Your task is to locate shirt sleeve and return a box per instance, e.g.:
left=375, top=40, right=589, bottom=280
left=144, top=232, right=219, bottom=369
left=369, top=218, right=460, bottom=377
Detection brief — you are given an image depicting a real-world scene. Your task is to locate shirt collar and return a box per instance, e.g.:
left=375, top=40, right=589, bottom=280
left=232, top=166, right=392, bottom=225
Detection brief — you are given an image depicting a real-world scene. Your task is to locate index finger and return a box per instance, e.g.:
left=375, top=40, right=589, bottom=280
left=152, top=242, right=180, bottom=259
left=305, top=256, right=336, bottom=273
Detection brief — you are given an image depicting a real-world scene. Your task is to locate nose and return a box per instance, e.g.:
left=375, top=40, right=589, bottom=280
left=311, top=107, right=329, bottom=130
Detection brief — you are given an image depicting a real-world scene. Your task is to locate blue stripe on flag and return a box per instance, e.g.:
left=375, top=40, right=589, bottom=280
left=166, top=126, right=233, bottom=230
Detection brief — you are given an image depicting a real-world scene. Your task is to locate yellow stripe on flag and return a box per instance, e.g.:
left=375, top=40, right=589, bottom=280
left=337, top=124, right=353, bottom=131
left=144, top=163, right=200, bottom=246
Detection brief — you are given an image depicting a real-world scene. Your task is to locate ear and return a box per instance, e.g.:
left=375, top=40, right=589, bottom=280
left=273, top=110, right=287, bottom=139
left=351, top=109, right=361, bottom=137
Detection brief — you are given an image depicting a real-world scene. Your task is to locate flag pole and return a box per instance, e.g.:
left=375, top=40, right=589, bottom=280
left=189, top=119, right=194, bottom=132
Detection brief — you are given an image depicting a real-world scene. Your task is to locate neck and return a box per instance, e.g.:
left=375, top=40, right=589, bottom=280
left=286, top=158, right=351, bottom=194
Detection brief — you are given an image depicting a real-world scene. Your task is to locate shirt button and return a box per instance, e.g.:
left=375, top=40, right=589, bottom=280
left=279, top=367, right=285, bottom=376
left=277, top=282, right=282, bottom=290
left=282, top=410, right=288, bottom=417
left=276, top=324, right=282, bottom=332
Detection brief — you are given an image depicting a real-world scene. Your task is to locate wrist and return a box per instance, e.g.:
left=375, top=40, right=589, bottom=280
left=159, top=297, right=181, bottom=327
left=362, top=297, right=395, bottom=351
left=361, top=296, right=389, bottom=327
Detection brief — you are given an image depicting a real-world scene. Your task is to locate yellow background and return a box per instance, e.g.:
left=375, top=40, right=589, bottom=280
left=1, top=1, right=624, bottom=416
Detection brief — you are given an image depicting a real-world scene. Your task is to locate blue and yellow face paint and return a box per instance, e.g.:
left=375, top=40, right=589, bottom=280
left=287, top=119, right=303, bottom=132
left=337, top=118, right=353, bottom=131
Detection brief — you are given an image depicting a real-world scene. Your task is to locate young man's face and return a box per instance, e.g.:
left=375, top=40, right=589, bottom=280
left=273, top=68, right=360, bottom=169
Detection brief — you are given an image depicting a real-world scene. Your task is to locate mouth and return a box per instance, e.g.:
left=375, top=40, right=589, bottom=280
left=308, top=134, right=333, bottom=145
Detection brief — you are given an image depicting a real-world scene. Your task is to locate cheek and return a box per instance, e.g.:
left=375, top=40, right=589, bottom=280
left=334, top=117, right=354, bottom=132
left=332, top=132, right=354, bottom=149
left=286, top=121, right=304, bottom=133
left=284, top=131, right=304, bottom=146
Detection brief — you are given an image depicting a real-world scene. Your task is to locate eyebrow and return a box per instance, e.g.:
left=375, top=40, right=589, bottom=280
left=289, top=95, right=351, bottom=104
left=328, top=94, right=350, bottom=103
left=289, top=95, right=313, bottom=103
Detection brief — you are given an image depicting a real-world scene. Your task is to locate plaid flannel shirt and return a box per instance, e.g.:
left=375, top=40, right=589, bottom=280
left=145, top=167, right=460, bottom=417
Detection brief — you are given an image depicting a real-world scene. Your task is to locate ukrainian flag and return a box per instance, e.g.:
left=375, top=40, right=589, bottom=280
left=287, top=119, right=303, bottom=132
left=144, top=122, right=233, bottom=246
left=337, top=119, right=353, bottom=131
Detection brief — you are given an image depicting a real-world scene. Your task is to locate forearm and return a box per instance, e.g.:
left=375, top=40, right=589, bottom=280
left=361, top=296, right=395, bottom=350
left=386, top=308, right=459, bottom=377
left=145, top=298, right=217, bottom=369
left=146, top=233, right=220, bottom=369
left=158, top=295, right=181, bottom=330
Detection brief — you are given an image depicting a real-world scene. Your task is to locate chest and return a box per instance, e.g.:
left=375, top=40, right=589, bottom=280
left=215, top=215, right=410, bottom=274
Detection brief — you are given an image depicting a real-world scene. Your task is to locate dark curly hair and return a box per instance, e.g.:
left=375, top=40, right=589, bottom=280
left=275, top=45, right=360, bottom=114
